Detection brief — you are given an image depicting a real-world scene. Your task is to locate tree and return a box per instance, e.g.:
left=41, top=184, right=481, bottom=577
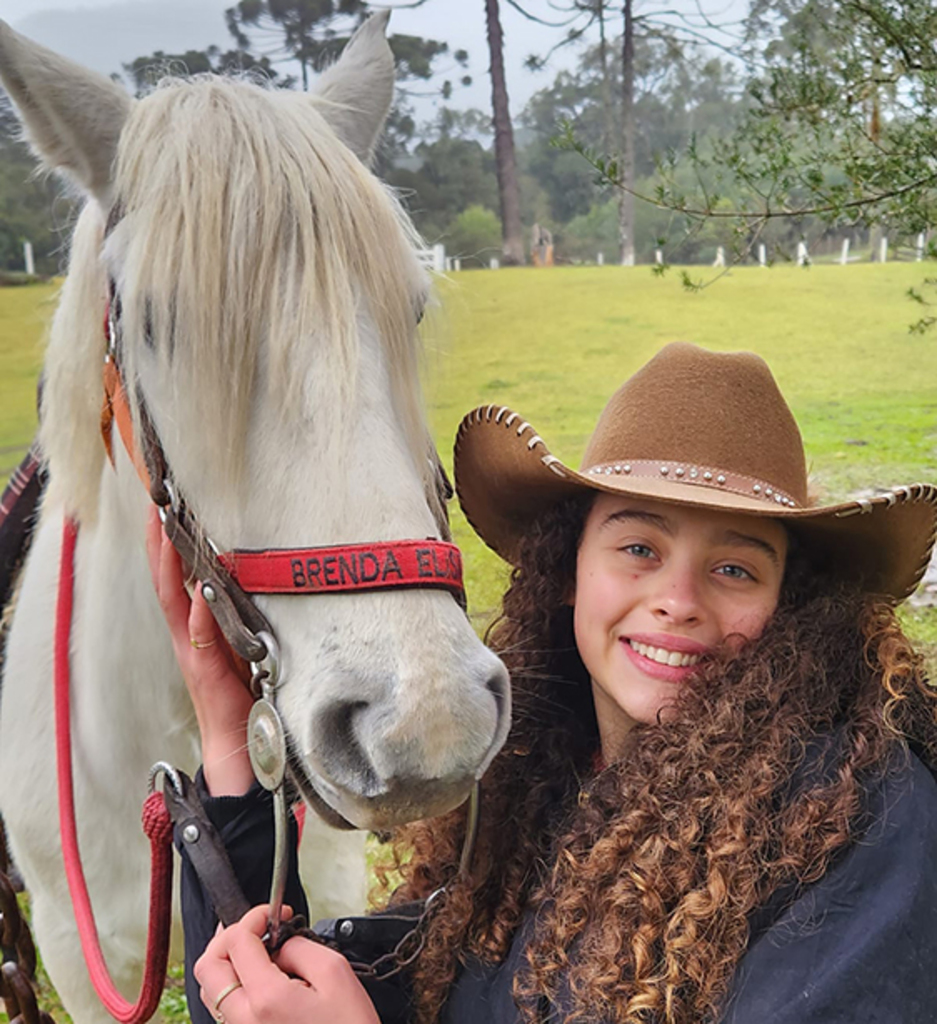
left=225, top=0, right=366, bottom=91
left=0, top=94, right=70, bottom=275
left=567, top=0, right=937, bottom=289
left=521, top=33, right=740, bottom=232
left=386, top=131, right=500, bottom=242
left=123, top=46, right=290, bottom=95
left=485, top=0, right=525, bottom=264
left=446, top=204, right=503, bottom=265
left=513, top=0, right=743, bottom=265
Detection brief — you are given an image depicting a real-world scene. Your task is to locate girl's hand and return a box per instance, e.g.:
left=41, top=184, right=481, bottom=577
left=145, top=506, right=255, bottom=795
left=195, top=905, right=380, bottom=1024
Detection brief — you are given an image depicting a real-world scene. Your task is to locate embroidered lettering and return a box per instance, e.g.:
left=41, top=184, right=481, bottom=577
left=338, top=553, right=359, bottom=585
left=416, top=549, right=433, bottom=577
left=305, top=558, right=322, bottom=589
left=323, top=555, right=338, bottom=586
left=360, top=552, right=380, bottom=583
left=291, top=559, right=305, bottom=588
left=381, top=550, right=403, bottom=580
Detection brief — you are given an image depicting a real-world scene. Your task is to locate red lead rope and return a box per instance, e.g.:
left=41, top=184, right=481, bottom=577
left=55, top=518, right=174, bottom=1023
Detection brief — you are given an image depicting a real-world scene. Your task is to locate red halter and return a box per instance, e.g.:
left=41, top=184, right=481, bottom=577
left=221, top=540, right=462, bottom=596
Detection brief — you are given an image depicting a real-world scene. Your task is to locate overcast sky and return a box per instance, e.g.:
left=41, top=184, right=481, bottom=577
left=2, top=0, right=589, bottom=124
left=1, top=0, right=746, bottom=126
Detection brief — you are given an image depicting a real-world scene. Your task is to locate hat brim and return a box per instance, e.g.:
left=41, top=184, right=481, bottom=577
left=454, top=404, right=937, bottom=602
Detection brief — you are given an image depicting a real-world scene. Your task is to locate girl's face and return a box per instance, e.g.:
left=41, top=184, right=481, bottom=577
left=573, top=494, right=787, bottom=758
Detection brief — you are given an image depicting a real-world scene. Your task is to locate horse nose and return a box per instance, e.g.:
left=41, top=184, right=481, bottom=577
left=477, top=659, right=511, bottom=776
left=308, top=656, right=511, bottom=799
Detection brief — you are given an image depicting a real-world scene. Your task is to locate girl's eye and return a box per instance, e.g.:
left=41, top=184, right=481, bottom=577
left=715, top=564, right=755, bottom=581
left=622, top=543, right=655, bottom=559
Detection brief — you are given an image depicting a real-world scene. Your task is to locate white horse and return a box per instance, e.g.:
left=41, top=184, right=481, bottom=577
left=0, top=14, right=510, bottom=1024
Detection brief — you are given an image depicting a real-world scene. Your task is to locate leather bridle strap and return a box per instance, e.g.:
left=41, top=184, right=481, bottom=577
left=101, top=301, right=170, bottom=508
left=161, top=505, right=273, bottom=663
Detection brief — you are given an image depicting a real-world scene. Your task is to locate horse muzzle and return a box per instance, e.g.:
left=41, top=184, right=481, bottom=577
left=288, top=654, right=511, bottom=830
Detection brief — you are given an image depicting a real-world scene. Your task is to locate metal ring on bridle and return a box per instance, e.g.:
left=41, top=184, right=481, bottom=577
left=250, top=629, right=281, bottom=690
left=147, top=761, right=183, bottom=797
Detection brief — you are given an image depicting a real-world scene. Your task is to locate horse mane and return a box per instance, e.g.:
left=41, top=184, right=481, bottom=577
left=41, top=73, right=431, bottom=521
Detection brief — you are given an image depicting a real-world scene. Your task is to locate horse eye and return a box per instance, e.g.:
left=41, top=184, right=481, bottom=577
left=143, top=300, right=155, bottom=351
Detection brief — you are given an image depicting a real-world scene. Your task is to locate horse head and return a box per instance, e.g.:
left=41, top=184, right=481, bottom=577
left=0, top=15, right=511, bottom=831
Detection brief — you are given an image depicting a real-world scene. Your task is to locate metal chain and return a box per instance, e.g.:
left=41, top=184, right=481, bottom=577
left=0, top=820, right=54, bottom=1024
left=267, top=888, right=447, bottom=983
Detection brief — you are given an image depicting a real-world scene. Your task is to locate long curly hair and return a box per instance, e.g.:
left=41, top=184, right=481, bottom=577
left=378, top=496, right=937, bottom=1023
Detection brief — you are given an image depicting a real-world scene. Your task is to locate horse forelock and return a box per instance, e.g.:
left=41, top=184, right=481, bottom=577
left=107, top=74, right=431, bottom=497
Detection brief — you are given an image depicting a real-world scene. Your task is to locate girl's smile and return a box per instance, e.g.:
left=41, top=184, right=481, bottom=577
left=573, top=494, right=788, bottom=758
left=620, top=632, right=710, bottom=682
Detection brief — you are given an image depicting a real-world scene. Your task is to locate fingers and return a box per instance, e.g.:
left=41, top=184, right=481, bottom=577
left=188, top=582, right=226, bottom=653
left=145, top=506, right=162, bottom=588
left=195, top=908, right=378, bottom=1024
left=146, top=508, right=192, bottom=642
left=198, top=907, right=295, bottom=1010
left=274, top=936, right=352, bottom=989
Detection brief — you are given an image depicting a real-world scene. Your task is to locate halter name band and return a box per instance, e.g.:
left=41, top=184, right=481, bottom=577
left=221, top=540, right=463, bottom=597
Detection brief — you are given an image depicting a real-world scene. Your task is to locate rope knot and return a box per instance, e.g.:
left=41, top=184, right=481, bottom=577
left=141, top=792, right=173, bottom=846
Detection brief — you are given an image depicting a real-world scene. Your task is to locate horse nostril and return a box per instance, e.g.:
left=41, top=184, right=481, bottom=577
left=316, top=700, right=381, bottom=795
left=479, top=661, right=512, bottom=776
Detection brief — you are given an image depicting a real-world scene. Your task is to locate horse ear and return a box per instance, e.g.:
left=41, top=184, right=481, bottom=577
left=314, top=10, right=395, bottom=166
left=0, top=20, right=131, bottom=202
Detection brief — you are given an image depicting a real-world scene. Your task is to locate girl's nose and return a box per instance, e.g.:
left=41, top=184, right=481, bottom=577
left=650, top=563, right=704, bottom=626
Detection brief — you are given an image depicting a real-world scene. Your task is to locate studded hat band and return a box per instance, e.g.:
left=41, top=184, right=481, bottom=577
left=584, top=460, right=800, bottom=509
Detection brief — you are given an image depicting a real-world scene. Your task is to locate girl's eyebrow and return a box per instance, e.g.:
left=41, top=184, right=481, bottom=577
left=601, top=511, right=782, bottom=565
left=602, top=509, right=674, bottom=535
left=722, top=530, right=782, bottom=566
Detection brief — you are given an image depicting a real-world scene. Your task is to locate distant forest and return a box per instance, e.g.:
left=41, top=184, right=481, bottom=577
left=1, top=0, right=932, bottom=274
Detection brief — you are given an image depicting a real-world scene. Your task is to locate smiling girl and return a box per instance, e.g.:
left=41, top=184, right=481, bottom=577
left=159, top=342, right=937, bottom=1024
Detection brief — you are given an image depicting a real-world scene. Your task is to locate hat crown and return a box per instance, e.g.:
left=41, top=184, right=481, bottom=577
left=582, top=343, right=808, bottom=504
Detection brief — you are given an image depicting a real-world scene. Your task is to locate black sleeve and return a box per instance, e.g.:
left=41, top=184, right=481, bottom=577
left=174, top=770, right=308, bottom=1024
left=722, top=753, right=937, bottom=1023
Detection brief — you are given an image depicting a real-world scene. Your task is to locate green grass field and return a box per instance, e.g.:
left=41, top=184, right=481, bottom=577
left=1, top=262, right=936, bottom=1022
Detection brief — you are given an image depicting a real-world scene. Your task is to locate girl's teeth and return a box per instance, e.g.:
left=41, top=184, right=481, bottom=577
left=629, top=640, right=701, bottom=668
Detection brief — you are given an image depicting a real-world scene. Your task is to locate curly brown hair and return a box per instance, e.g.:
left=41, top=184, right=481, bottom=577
left=379, top=496, right=937, bottom=1024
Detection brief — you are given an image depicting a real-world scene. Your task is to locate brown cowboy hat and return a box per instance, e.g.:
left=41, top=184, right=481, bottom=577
left=454, top=342, right=937, bottom=601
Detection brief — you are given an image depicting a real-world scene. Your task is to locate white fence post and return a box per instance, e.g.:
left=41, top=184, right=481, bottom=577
left=23, top=240, right=34, bottom=277
left=758, top=244, right=766, bottom=267
left=597, top=252, right=604, bottom=266
left=713, top=246, right=725, bottom=268
left=796, top=241, right=808, bottom=266
left=453, top=258, right=461, bottom=272
left=432, top=243, right=446, bottom=273
left=489, top=257, right=500, bottom=270
left=917, top=233, right=925, bottom=261
left=655, top=249, right=663, bottom=265
left=840, top=239, right=850, bottom=265
left=879, top=237, right=888, bottom=263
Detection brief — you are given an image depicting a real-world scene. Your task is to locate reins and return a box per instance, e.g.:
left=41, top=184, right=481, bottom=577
left=56, top=282, right=475, bottom=1019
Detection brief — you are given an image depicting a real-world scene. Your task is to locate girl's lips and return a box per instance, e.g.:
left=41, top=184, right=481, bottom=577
left=619, top=636, right=707, bottom=683
left=626, top=632, right=711, bottom=655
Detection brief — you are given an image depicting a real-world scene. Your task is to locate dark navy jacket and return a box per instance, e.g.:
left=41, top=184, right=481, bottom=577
left=178, top=750, right=937, bottom=1024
